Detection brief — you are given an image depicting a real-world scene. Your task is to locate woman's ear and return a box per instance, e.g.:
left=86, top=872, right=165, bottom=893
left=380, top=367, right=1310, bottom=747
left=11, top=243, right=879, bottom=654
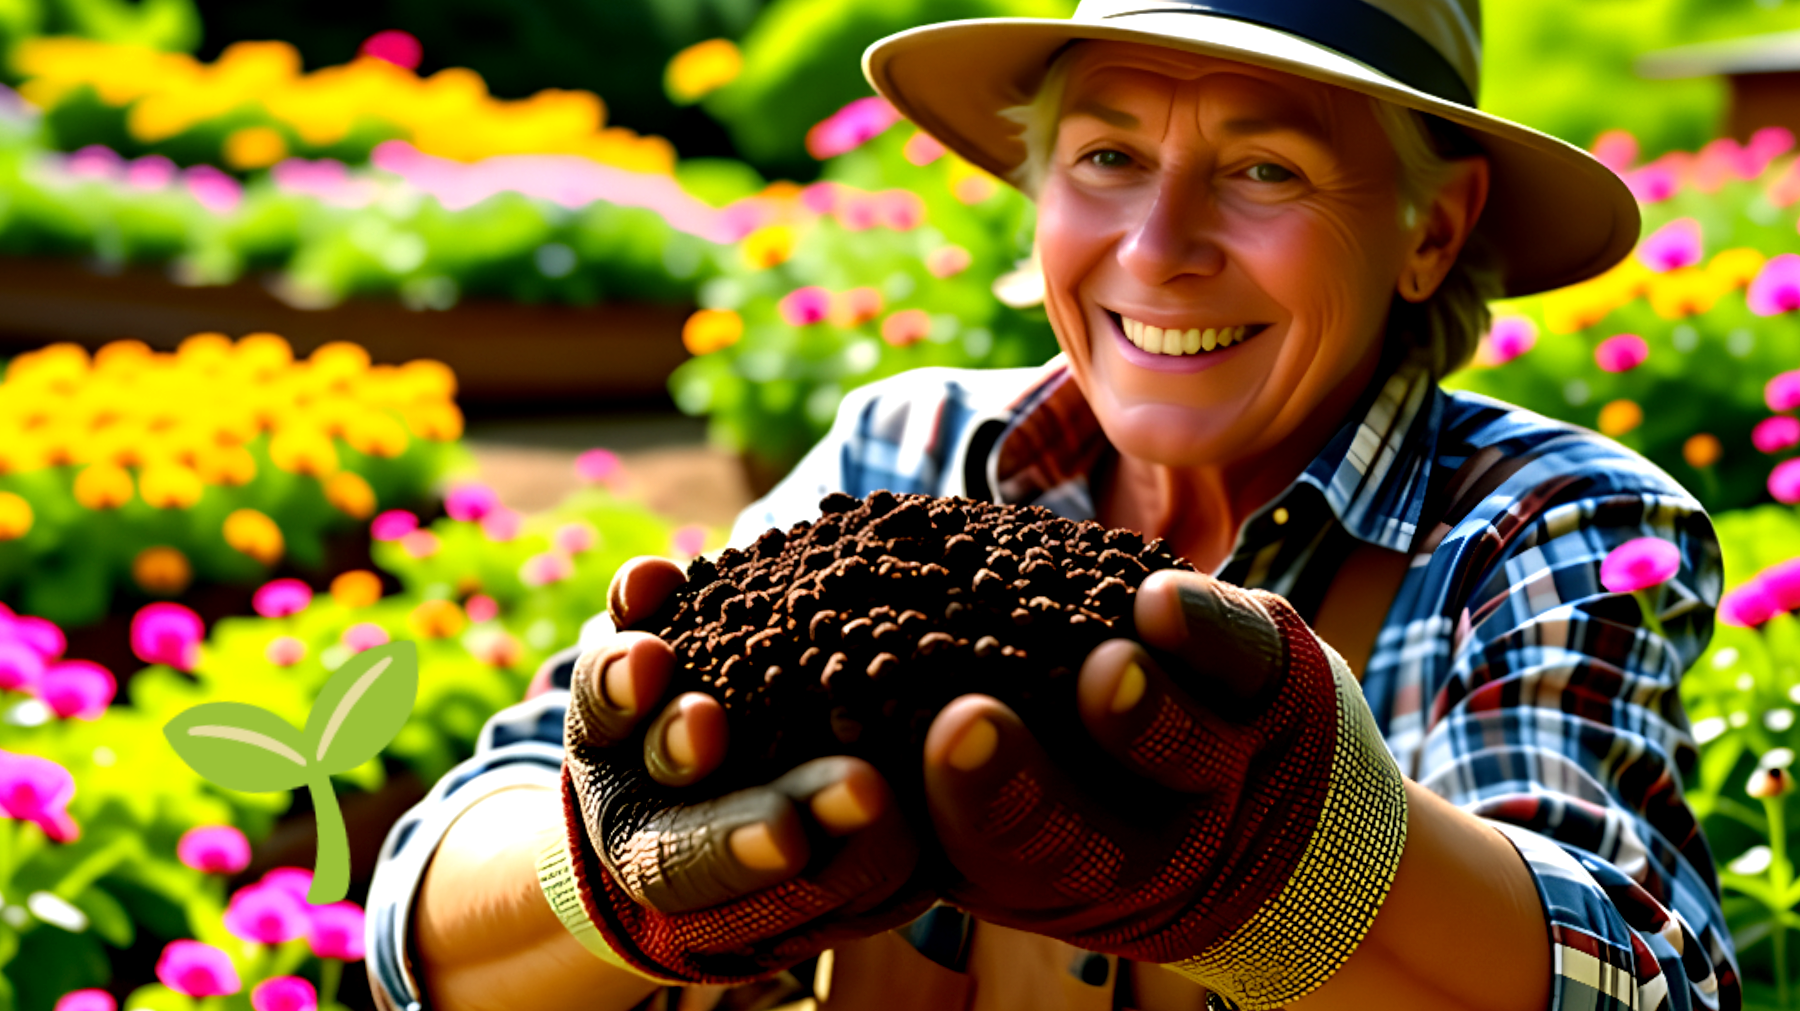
left=1398, top=156, right=1490, bottom=303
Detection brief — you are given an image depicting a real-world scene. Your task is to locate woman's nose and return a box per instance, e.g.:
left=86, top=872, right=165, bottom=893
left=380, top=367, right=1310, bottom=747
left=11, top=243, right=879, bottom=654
left=1116, top=170, right=1227, bottom=287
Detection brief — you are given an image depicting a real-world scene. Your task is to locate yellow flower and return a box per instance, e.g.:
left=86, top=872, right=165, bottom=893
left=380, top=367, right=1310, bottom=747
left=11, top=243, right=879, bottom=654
left=6, top=342, right=90, bottom=390
left=399, top=359, right=458, bottom=400
left=343, top=413, right=410, bottom=458
left=408, top=598, right=466, bottom=640
left=682, top=309, right=744, bottom=355
left=0, top=433, right=47, bottom=475
left=665, top=39, right=742, bottom=104
left=74, top=464, right=133, bottom=509
left=1707, top=247, right=1767, bottom=290
left=1597, top=399, right=1643, bottom=437
left=1684, top=433, right=1723, bottom=468
left=309, top=341, right=372, bottom=386
left=224, top=508, right=284, bottom=565
left=177, top=332, right=235, bottom=374
left=269, top=425, right=340, bottom=477
left=139, top=463, right=205, bottom=509
left=405, top=402, right=464, bottom=441
left=1647, top=267, right=1726, bottom=319
left=324, top=471, right=377, bottom=519
left=224, top=126, right=288, bottom=169
left=330, top=569, right=384, bottom=608
left=0, top=492, right=32, bottom=540
left=741, top=226, right=795, bottom=270
left=93, top=339, right=154, bottom=374
left=235, top=332, right=294, bottom=377
left=132, top=545, right=192, bottom=595
left=195, top=444, right=257, bottom=486
left=308, top=397, right=363, bottom=438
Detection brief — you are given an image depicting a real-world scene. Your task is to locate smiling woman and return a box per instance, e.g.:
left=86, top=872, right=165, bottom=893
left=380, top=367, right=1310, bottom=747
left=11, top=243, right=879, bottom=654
left=369, top=3, right=1739, bottom=1011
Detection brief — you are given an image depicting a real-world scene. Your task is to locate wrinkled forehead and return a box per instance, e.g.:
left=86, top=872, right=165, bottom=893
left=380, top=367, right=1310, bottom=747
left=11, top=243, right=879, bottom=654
left=1057, top=41, right=1354, bottom=136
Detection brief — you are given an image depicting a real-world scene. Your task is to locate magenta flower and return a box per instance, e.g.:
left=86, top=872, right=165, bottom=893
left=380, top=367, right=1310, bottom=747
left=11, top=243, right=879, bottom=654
left=1748, top=253, right=1800, bottom=317
left=1482, top=316, right=1538, bottom=365
left=1762, top=558, right=1800, bottom=612
left=178, top=824, right=251, bottom=874
left=126, top=155, right=176, bottom=191
left=184, top=164, right=243, bottom=214
left=520, top=552, right=574, bottom=588
left=1720, top=581, right=1782, bottom=628
left=54, top=990, right=115, bottom=1011
left=1773, top=458, right=1800, bottom=504
left=445, top=483, right=499, bottom=522
left=804, top=96, right=902, bottom=160
left=253, top=578, right=312, bottom=619
left=130, top=602, right=203, bottom=671
left=39, top=661, right=115, bottom=720
left=465, top=594, right=499, bottom=623
left=573, top=448, right=621, bottom=484
left=1594, top=334, right=1649, bottom=373
left=400, top=529, right=441, bottom=559
left=265, top=636, right=306, bottom=667
left=479, top=507, right=522, bottom=542
left=0, top=750, right=77, bottom=841
left=306, top=900, right=367, bottom=961
left=360, top=29, right=422, bottom=70
left=1624, top=164, right=1679, bottom=203
left=252, top=976, right=318, bottom=1011
left=224, top=881, right=311, bottom=944
left=3, top=615, right=65, bottom=660
left=1636, top=218, right=1701, bottom=272
left=1755, top=416, right=1800, bottom=454
left=370, top=509, right=419, bottom=541
left=342, top=623, right=390, bottom=653
left=156, top=940, right=240, bottom=997
left=778, top=286, right=832, bottom=327
left=1768, top=371, right=1800, bottom=412
left=0, top=642, right=44, bottom=692
left=672, top=525, right=707, bottom=557
left=1750, top=126, right=1796, bottom=168
left=554, top=521, right=597, bottom=555
left=259, top=867, right=313, bottom=900
left=1600, top=538, right=1681, bottom=593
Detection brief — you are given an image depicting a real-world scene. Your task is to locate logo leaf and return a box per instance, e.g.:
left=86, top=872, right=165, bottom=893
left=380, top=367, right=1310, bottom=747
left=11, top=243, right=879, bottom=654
left=163, top=702, right=311, bottom=793
left=303, top=640, right=418, bottom=776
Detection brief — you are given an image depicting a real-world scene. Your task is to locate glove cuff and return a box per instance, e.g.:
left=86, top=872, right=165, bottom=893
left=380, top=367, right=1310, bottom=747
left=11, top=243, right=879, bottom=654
left=1163, top=628, right=1409, bottom=1010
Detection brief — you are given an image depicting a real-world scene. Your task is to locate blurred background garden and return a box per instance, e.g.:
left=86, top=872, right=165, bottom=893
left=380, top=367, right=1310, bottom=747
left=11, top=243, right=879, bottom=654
left=6, top=0, right=1800, bottom=1008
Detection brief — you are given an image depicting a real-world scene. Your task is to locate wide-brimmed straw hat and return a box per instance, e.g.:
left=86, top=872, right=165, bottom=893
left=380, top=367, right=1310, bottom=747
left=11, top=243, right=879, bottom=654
left=864, top=0, right=1640, bottom=297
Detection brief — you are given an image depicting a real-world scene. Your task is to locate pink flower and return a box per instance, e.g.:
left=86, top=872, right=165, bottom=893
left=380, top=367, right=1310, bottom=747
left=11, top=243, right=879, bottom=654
left=877, top=190, right=925, bottom=231
left=265, top=636, right=306, bottom=667
left=469, top=630, right=522, bottom=667
left=1773, top=458, right=1800, bottom=504
left=1481, top=316, right=1538, bottom=366
left=2, top=615, right=65, bottom=660
left=1594, top=334, right=1649, bottom=373
left=799, top=181, right=839, bottom=215
left=0, top=642, right=44, bottom=692
left=306, top=900, right=367, bottom=960
left=804, top=97, right=902, bottom=160
left=479, top=507, right=522, bottom=543
left=253, top=578, right=312, bottom=619
left=370, top=510, right=419, bottom=541
left=130, top=602, right=203, bottom=671
left=259, top=867, right=313, bottom=901
left=1636, top=218, right=1702, bottom=272
left=342, top=623, right=390, bottom=653
left=1751, top=126, right=1797, bottom=169
left=554, top=521, right=597, bottom=555
left=672, top=525, right=707, bottom=557
left=1599, top=538, right=1681, bottom=593
left=0, top=750, right=78, bottom=841
left=253, top=977, right=317, bottom=1011
left=360, top=29, right=421, bottom=70
left=178, top=824, right=251, bottom=874
left=1749, top=253, right=1800, bottom=317
left=400, top=529, right=440, bottom=558
left=520, top=552, right=574, bottom=587
left=778, top=286, right=832, bottom=326
left=925, top=245, right=973, bottom=279
left=464, top=594, right=499, bottom=623
left=184, top=164, right=242, bottom=215
left=1720, top=581, right=1782, bottom=628
left=1768, top=371, right=1800, bottom=412
left=1755, top=416, right=1800, bottom=454
left=1590, top=130, right=1639, bottom=174
left=904, top=131, right=948, bottom=167
left=55, top=990, right=115, bottom=1011
left=1761, top=558, right=1800, bottom=612
left=445, top=483, right=499, bottom=522
left=66, top=145, right=121, bottom=179
left=834, top=193, right=879, bottom=232
left=155, top=940, right=240, bottom=997
left=1624, top=164, right=1679, bottom=203
left=574, top=448, right=621, bottom=485
left=39, top=661, right=115, bottom=720
left=126, top=155, right=176, bottom=191
left=224, top=881, right=311, bottom=944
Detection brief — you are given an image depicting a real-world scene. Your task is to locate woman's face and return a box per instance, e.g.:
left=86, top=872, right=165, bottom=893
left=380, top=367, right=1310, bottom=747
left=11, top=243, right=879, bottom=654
left=1037, top=42, right=1424, bottom=469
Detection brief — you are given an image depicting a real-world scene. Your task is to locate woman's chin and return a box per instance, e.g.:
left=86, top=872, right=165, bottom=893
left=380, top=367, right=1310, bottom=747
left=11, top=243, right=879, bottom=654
left=1094, top=401, right=1259, bottom=468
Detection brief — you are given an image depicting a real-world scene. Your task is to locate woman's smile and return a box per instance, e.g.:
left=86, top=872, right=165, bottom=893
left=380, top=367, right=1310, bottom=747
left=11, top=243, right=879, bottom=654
left=1102, top=309, right=1273, bottom=372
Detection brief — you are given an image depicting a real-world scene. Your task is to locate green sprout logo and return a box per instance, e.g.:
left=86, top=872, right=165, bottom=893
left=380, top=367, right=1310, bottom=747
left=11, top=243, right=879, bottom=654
left=163, top=641, right=419, bottom=905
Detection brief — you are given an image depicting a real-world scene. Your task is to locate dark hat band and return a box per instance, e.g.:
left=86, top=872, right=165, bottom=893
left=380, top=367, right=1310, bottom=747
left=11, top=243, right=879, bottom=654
left=1102, top=1, right=1475, bottom=107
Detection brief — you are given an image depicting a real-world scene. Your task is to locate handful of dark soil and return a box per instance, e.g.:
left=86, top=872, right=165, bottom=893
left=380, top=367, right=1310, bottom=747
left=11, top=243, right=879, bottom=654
left=645, top=490, right=1196, bottom=849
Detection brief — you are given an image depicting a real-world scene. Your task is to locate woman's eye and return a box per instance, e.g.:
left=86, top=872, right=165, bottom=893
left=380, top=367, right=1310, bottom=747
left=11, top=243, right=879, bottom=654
left=1246, top=162, right=1296, bottom=183
left=1086, top=149, right=1133, bottom=169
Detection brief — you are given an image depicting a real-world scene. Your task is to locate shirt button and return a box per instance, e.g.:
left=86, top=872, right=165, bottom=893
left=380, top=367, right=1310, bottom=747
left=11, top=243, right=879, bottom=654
left=1272, top=507, right=1290, bottom=525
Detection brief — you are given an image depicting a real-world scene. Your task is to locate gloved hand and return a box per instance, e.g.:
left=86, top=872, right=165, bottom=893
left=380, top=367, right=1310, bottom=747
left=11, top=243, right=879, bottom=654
left=921, top=570, right=1408, bottom=1010
left=541, top=557, right=928, bottom=986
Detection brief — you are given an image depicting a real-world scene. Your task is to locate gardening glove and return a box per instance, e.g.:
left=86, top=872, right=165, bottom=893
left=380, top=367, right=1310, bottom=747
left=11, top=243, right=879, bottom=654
left=922, top=570, right=1408, bottom=1010
left=539, top=557, right=927, bottom=986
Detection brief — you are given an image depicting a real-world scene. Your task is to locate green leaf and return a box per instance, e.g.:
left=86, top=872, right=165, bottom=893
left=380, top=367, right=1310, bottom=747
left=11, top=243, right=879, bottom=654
left=71, top=886, right=133, bottom=948
left=303, top=640, right=418, bottom=777
left=163, top=702, right=311, bottom=793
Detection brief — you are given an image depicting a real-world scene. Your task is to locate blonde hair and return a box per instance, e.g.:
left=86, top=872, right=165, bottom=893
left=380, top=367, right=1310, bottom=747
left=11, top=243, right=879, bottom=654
left=1000, top=50, right=1503, bottom=379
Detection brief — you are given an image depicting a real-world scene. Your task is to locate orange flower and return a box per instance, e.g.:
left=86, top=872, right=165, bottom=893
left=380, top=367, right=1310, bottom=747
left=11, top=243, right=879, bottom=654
left=330, top=569, right=384, bottom=608
left=224, top=508, right=284, bottom=565
left=682, top=309, right=744, bottom=355
left=0, top=491, right=32, bottom=540
left=93, top=339, right=153, bottom=374
left=925, top=245, right=973, bottom=279
left=400, top=359, right=457, bottom=399
left=881, top=309, right=933, bottom=348
left=1597, top=399, right=1643, bottom=437
left=665, top=38, right=741, bottom=104
left=741, top=226, right=795, bottom=270
left=405, top=402, right=464, bottom=441
left=139, top=463, right=205, bottom=509
left=132, top=545, right=191, bottom=595
left=408, top=598, right=465, bottom=640
left=195, top=445, right=257, bottom=486
left=343, top=412, right=410, bottom=458
left=268, top=426, right=339, bottom=477
left=324, top=471, right=377, bottom=519
left=224, top=126, right=288, bottom=169
left=830, top=288, right=884, bottom=327
left=235, top=332, right=294, bottom=377
left=1684, top=433, right=1723, bottom=468
left=74, top=463, right=133, bottom=509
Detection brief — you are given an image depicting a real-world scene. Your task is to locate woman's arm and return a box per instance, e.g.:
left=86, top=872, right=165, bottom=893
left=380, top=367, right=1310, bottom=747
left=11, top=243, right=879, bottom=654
left=412, top=786, right=661, bottom=1011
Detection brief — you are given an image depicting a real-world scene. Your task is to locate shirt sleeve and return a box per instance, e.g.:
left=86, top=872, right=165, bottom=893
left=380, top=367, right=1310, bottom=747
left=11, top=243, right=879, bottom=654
left=1414, top=474, right=1738, bottom=1011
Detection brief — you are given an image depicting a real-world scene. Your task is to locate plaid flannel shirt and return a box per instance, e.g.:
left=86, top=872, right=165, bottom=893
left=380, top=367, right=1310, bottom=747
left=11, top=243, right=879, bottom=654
left=368, top=358, right=1739, bottom=1011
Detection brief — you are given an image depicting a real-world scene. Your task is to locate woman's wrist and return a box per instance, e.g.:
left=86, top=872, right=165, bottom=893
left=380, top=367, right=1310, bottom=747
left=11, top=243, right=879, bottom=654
left=414, top=786, right=662, bottom=1011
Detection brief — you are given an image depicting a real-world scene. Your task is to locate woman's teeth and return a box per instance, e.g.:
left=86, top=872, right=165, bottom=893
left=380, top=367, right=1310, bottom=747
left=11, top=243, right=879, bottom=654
left=1119, top=315, right=1251, bottom=355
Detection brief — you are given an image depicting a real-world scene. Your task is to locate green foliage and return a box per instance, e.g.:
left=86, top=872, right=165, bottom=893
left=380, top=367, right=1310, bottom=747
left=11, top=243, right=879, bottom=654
left=0, top=0, right=198, bottom=73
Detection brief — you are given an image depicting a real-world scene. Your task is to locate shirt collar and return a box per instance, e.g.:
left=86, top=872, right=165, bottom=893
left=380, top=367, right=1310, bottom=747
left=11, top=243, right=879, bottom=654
left=989, top=356, right=1442, bottom=552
